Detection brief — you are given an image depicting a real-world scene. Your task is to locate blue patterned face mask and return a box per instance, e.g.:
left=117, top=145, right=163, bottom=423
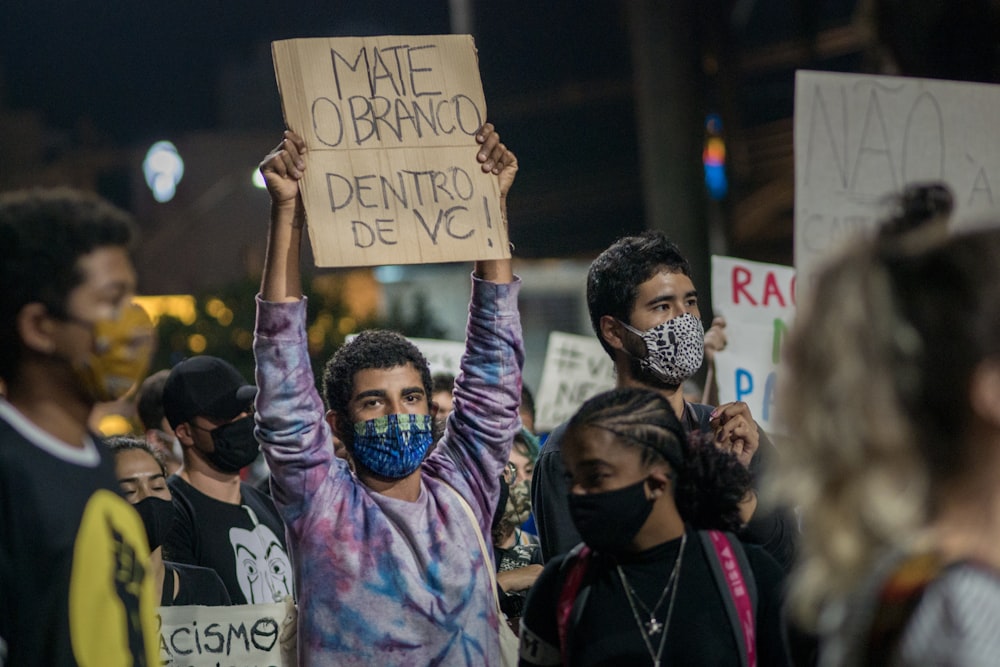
left=351, top=413, right=435, bottom=479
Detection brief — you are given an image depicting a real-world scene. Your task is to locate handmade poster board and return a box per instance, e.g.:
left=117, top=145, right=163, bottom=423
left=710, top=255, right=796, bottom=434
left=272, top=35, right=510, bottom=267
left=158, top=602, right=287, bottom=667
left=534, top=332, right=616, bottom=432
left=794, top=70, right=1000, bottom=291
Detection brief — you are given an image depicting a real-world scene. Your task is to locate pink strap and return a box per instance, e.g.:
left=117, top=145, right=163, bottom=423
left=708, top=531, right=757, bottom=667
left=556, top=545, right=591, bottom=665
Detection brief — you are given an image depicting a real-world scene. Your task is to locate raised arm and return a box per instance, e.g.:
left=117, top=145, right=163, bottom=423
left=473, top=123, right=517, bottom=285
left=260, top=130, right=307, bottom=303
left=254, top=131, right=341, bottom=525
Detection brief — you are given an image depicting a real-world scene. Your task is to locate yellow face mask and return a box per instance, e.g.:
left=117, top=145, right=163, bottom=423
left=73, top=302, right=155, bottom=402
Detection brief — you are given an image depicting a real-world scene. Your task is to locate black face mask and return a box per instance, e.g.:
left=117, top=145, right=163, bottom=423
left=206, top=415, right=260, bottom=473
left=567, top=479, right=654, bottom=554
left=133, top=496, right=176, bottom=551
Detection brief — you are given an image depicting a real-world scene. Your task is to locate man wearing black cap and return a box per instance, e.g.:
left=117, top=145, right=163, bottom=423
left=162, top=355, right=292, bottom=605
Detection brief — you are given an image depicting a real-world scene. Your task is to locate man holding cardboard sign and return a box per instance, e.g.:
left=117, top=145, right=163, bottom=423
left=253, top=118, right=520, bottom=667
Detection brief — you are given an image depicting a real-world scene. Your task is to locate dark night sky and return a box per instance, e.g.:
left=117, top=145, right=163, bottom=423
left=1, top=1, right=456, bottom=143
left=0, top=1, right=644, bottom=257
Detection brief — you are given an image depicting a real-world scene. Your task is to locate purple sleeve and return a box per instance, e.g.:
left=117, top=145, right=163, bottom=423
left=425, top=275, right=524, bottom=534
left=252, top=296, right=345, bottom=529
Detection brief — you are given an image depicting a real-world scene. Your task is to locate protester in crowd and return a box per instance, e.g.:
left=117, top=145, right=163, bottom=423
left=136, top=368, right=182, bottom=475
left=162, top=355, right=292, bottom=605
left=0, top=187, right=159, bottom=666
left=772, top=184, right=1000, bottom=665
left=253, top=123, right=521, bottom=665
left=432, top=372, right=456, bottom=424
left=532, top=230, right=796, bottom=569
left=520, top=383, right=537, bottom=433
left=493, top=459, right=543, bottom=634
left=510, top=427, right=540, bottom=485
left=519, top=387, right=790, bottom=666
left=107, top=436, right=230, bottom=606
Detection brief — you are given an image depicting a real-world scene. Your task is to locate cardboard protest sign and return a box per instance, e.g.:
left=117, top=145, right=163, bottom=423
left=158, top=602, right=286, bottom=667
left=710, top=255, right=796, bottom=434
left=534, top=332, right=616, bottom=432
left=272, top=35, right=509, bottom=267
left=794, top=70, right=1000, bottom=291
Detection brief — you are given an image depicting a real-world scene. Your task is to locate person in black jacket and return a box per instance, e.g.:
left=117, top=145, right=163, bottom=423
left=532, top=231, right=795, bottom=570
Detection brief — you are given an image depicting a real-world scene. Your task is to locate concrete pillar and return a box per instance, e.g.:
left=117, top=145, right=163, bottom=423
left=626, top=0, right=710, bottom=297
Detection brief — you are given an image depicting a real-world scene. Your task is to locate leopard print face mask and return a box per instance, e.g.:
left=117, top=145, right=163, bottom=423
left=619, top=313, right=705, bottom=386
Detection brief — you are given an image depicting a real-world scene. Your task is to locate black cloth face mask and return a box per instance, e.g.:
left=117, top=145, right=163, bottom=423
left=133, top=496, right=176, bottom=551
left=567, top=478, right=654, bottom=554
left=206, top=415, right=260, bottom=473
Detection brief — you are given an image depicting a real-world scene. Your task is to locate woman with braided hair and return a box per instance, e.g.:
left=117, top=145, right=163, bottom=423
left=518, top=387, right=790, bottom=666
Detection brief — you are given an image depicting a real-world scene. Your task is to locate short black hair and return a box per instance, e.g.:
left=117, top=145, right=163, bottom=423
left=0, top=187, right=136, bottom=381
left=586, top=230, right=691, bottom=358
left=431, top=372, right=455, bottom=395
left=321, top=330, right=432, bottom=445
left=136, top=369, right=171, bottom=432
left=519, top=383, right=536, bottom=424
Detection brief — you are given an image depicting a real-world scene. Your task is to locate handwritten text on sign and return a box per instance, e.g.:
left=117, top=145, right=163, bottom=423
left=710, top=256, right=796, bottom=434
left=534, top=332, right=616, bottom=432
left=157, top=602, right=286, bottom=667
left=272, top=35, right=508, bottom=267
left=794, top=71, right=1000, bottom=290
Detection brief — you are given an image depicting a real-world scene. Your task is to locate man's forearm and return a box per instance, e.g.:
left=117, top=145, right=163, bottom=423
left=261, top=202, right=304, bottom=303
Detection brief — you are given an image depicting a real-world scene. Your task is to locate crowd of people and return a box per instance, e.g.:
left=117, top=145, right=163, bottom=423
left=1, top=119, right=998, bottom=667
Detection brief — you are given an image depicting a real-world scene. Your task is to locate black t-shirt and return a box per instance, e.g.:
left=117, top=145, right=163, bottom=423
left=165, top=474, right=292, bottom=605
left=0, top=402, right=158, bottom=667
left=161, top=561, right=232, bottom=606
left=519, top=529, right=791, bottom=667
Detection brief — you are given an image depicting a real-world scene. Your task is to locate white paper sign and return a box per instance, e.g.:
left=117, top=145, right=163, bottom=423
left=158, top=602, right=286, bottom=667
left=345, top=334, right=465, bottom=377
left=794, top=70, right=1000, bottom=291
left=408, top=337, right=466, bottom=377
left=710, top=255, right=796, bottom=434
left=534, top=332, right=616, bottom=432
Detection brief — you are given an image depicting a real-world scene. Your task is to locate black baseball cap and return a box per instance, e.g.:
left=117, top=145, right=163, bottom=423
left=162, top=356, right=257, bottom=429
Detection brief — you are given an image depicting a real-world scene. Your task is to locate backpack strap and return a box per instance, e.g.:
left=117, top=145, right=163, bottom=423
left=555, top=542, right=592, bottom=666
left=701, top=530, right=757, bottom=667
left=863, top=552, right=945, bottom=667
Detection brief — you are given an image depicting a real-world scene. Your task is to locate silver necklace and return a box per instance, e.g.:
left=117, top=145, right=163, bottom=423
left=617, top=531, right=687, bottom=667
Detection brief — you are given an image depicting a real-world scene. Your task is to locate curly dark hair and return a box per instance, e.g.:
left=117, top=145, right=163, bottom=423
left=0, top=187, right=136, bottom=381
left=586, top=230, right=691, bottom=358
left=567, top=387, right=750, bottom=532
left=321, top=329, right=433, bottom=445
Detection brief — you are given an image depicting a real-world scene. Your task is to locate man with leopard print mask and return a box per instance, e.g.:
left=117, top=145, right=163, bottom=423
left=531, top=230, right=796, bottom=570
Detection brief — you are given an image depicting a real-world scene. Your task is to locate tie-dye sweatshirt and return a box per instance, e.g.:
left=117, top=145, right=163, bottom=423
left=253, top=275, right=523, bottom=667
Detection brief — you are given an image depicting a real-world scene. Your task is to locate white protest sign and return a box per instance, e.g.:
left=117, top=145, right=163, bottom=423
left=534, top=332, right=616, bottom=432
left=794, top=70, right=1000, bottom=291
left=272, top=35, right=509, bottom=267
left=345, top=334, right=465, bottom=377
left=408, top=337, right=466, bottom=377
left=710, top=255, right=796, bottom=434
left=158, top=602, right=286, bottom=667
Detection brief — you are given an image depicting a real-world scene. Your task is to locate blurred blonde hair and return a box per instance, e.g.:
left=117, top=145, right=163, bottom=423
left=771, top=184, right=1000, bottom=628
